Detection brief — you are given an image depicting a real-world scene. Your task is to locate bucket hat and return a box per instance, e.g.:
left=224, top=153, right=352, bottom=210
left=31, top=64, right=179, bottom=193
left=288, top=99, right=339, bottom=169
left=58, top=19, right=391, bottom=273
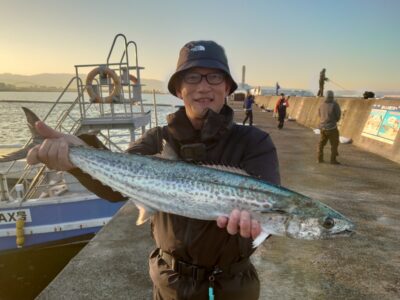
left=168, top=40, right=238, bottom=96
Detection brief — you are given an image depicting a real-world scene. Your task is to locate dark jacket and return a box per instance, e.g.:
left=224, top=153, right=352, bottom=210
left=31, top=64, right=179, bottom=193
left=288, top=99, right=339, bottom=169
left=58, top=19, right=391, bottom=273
left=69, top=105, right=280, bottom=299
left=243, top=96, right=254, bottom=111
left=319, top=94, right=341, bottom=130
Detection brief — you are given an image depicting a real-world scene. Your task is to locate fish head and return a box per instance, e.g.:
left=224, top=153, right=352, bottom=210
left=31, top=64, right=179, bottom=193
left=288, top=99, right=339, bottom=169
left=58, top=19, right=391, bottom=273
left=286, top=213, right=355, bottom=240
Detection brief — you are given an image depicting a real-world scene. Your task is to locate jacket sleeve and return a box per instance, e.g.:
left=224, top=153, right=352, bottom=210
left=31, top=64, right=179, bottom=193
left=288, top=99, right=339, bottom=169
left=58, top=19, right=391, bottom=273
left=274, top=100, right=279, bottom=113
left=240, top=130, right=281, bottom=185
left=335, top=103, right=341, bottom=122
left=126, top=127, right=163, bottom=155
left=67, top=134, right=126, bottom=201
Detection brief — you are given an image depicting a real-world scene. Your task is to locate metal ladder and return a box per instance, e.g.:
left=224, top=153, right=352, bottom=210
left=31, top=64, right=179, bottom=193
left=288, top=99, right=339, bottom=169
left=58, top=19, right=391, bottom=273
left=1, top=34, right=152, bottom=202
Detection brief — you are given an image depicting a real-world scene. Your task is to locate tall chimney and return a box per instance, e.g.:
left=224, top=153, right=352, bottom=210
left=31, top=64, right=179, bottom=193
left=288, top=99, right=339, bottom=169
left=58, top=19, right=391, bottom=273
left=241, top=65, right=246, bottom=88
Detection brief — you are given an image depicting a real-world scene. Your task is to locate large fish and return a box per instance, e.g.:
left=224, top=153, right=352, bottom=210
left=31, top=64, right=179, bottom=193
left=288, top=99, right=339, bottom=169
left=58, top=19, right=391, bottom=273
left=0, top=107, right=355, bottom=247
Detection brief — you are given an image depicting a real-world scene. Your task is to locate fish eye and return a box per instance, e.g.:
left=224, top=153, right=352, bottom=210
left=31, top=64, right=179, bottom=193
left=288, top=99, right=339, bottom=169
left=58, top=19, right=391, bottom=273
left=321, top=217, right=335, bottom=229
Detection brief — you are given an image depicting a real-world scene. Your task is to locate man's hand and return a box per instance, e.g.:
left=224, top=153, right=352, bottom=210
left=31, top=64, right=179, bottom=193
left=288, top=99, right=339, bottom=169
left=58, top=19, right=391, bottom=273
left=216, top=209, right=262, bottom=239
left=27, top=121, right=86, bottom=171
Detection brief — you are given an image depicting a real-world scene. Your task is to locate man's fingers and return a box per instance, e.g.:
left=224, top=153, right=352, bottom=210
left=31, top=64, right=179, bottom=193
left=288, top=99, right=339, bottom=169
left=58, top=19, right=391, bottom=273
left=226, top=209, right=240, bottom=235
left=239, top=210, right=251, bottom=238
left=220, top=210, right=262, bottom=240
left=216, top=216, right=228, bottom=228
left=27, top=145, right=40, bottom=165
left=251, top=219, right=262, bottom=240
left=32, top=138, right=74, bottom=171
left=58, top=140, right=74, bottom=170
left=37, top=138, right=53, bottom=166
left=46, top=139, right=60, bottom=170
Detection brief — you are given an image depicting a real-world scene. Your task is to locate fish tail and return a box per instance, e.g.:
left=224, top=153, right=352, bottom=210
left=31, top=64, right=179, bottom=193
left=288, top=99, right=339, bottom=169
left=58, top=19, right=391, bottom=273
left=0, top=107, right=44, bottom=162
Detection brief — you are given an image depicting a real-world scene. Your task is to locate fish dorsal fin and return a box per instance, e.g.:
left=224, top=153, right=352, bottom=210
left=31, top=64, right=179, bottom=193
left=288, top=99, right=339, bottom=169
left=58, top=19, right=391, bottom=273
left=156, top=139, right=179, bottom=160
left=200, top=164, right=250, bottom=176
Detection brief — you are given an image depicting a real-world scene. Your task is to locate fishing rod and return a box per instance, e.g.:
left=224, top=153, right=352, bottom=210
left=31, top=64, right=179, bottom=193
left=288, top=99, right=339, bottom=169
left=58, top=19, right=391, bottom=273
left=328, top=79, right=347, bottom=90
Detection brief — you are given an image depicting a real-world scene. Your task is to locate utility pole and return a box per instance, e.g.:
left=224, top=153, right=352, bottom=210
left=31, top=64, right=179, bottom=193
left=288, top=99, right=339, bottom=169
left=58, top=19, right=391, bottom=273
left=241, top=65, right=246, bottom=89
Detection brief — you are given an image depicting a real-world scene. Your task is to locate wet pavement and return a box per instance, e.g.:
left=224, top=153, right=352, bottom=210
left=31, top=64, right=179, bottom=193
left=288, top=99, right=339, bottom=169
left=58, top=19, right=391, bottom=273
left=39, top=102, right=400, bottom=300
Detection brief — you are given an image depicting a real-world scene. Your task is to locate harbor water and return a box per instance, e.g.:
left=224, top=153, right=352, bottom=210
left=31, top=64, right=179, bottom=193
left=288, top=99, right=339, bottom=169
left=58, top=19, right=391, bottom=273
left=0, top=91, right=181, bottom=147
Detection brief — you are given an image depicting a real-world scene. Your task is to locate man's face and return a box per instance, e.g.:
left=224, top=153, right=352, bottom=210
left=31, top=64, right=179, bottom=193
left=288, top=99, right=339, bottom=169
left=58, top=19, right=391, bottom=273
left=176, top=67, right=231, bottom=125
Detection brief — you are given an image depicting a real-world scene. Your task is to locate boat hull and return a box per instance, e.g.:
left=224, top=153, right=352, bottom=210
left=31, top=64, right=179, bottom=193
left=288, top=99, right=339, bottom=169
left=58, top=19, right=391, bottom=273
left=0, top=194, right=126, bottom=251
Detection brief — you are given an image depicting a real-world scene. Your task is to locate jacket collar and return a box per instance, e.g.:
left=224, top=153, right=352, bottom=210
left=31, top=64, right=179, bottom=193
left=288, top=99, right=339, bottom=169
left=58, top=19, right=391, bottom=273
left=166, top=105, right=234, bottom=144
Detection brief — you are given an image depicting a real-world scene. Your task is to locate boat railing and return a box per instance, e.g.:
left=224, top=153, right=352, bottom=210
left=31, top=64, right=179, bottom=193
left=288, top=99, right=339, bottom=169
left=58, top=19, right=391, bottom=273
left=0, top=77, right=81, bottom=202
left=1, top=34, right=151, bottom=202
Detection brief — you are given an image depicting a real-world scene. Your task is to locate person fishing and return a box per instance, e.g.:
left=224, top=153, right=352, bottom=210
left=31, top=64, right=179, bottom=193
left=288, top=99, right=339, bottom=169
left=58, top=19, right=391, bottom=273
left=26, top=40, right=280, bottom=299
left=317, top=68, right=329, bottom=97
left=275, top=82, right=280, bottom=96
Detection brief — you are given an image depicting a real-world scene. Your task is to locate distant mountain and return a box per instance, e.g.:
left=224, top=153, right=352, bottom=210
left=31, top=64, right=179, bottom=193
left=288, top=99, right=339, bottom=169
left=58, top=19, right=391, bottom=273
left=0, top=73, right=166, bottom=92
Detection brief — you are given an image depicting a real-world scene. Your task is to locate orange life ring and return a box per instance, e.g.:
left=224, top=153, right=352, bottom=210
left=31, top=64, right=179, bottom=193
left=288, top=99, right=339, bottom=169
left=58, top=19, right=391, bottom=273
left=129, top=74, right=138, bottom=84
left=86, top=67, right=121, bottom=103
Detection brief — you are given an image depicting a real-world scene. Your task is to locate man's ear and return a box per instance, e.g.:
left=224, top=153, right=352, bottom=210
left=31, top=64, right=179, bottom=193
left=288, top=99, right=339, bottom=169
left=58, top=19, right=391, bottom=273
left=176, top=90, right=183, bottom=99
left=224, top=81, right=232, bottom=97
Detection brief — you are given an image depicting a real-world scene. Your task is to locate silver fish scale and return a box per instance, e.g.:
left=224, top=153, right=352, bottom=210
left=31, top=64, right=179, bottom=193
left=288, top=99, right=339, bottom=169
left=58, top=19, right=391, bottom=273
left=69, top=147, right=279, bottom=221
left=68, top=146, right=355, bottom=242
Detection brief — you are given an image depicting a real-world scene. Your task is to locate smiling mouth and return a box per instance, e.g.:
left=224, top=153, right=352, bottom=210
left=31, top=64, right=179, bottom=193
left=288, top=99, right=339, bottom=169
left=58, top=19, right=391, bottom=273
left=195, top=98, right=213, bottom=103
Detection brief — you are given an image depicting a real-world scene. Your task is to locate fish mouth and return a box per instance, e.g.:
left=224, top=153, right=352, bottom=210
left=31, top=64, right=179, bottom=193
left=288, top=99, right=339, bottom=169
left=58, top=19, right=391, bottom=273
left=332, top=229, right=355, bottom=238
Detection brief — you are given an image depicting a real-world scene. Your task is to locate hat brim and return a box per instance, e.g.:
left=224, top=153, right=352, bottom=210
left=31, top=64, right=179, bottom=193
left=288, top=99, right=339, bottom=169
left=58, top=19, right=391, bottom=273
left=168, top=59, right=238, bottom=96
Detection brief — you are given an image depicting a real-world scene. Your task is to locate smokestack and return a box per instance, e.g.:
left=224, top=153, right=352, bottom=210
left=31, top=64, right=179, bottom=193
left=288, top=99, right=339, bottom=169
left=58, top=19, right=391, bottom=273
left=241, top=65, right=246, bottom=88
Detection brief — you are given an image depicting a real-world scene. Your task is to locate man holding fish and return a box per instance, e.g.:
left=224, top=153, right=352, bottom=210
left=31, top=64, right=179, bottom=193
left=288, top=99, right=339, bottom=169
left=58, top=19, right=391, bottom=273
left=26, top=40, right=279, bottom=299
left=23, top=41, right=353, bottom=299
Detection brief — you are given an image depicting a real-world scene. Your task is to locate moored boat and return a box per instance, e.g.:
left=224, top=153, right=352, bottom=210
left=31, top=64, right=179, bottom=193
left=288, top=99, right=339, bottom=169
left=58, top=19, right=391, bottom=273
left=0, top=33, right=152, bottom=254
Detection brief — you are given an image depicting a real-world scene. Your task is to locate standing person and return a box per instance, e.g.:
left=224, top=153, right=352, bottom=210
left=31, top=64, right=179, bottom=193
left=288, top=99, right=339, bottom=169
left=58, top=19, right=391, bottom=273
left=317, top=90, right=341, bottom=164
left=274, top=93, right=290, bottom=129
left=317, top=68, right=329, bottom=97
left=26, top=40, right=280, bottom=300
left=242, top=92, right=255, bottom=126
left=275, top=82, right=280, bottom=95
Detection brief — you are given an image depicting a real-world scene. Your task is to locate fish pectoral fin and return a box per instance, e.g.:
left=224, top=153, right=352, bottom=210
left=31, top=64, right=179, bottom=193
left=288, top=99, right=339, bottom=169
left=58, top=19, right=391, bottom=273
left=135, top=203, right=156, bottom=225
left=252, top=230, right=271, bottom=248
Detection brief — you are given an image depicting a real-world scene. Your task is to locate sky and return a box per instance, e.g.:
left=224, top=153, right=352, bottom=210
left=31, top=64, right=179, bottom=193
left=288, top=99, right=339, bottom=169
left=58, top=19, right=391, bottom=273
left=0, top=0, right=399, bottom=92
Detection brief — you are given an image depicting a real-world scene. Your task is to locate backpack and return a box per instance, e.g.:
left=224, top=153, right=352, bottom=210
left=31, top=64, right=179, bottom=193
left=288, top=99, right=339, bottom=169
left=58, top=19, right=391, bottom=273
left=278, top=99, right=286, bottom=113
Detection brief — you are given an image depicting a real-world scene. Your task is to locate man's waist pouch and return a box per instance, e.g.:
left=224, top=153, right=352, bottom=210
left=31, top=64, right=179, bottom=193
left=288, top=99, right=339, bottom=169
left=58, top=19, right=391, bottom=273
left=157, top=248, right=251, bottom=281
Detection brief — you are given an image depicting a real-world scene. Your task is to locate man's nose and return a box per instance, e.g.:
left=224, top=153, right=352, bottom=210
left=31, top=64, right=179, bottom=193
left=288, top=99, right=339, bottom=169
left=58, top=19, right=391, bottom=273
left=197, top=76, right=212, bottom=91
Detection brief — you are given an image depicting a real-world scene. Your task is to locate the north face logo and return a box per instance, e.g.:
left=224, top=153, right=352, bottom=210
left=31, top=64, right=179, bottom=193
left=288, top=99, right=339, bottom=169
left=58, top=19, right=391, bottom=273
left=190, top=45, right=205, bottom=52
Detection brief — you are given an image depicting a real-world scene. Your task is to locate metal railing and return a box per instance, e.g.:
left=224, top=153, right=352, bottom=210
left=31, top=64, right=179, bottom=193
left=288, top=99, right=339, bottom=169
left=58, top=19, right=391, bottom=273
left=1, top=34, right=151, bottom=203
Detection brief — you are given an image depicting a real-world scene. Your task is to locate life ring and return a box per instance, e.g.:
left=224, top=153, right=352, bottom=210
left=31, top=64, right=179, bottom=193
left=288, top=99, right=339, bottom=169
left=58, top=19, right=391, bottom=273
left=129, top=74, right=138, bottom=85
left=86, top=66, right=121, bottom=103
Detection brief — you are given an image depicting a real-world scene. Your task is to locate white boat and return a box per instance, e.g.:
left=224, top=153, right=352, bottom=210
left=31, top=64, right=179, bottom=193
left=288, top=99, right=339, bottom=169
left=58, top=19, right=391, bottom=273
left=0, top=34, right=152, bottom=253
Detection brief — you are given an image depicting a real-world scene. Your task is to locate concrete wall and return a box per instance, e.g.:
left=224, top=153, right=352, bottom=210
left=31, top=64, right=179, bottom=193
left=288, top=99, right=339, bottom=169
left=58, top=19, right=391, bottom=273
left=255, top=96, right=400, bottom=164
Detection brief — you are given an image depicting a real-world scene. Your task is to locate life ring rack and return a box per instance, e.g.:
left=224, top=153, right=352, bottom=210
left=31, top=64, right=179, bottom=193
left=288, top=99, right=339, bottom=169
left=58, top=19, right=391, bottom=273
left=86, top=66, right=121, bottom=103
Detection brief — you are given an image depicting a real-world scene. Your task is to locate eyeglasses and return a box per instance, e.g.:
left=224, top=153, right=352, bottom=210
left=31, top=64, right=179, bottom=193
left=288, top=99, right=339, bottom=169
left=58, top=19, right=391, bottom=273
left=182, top=72, right=226, bottom=85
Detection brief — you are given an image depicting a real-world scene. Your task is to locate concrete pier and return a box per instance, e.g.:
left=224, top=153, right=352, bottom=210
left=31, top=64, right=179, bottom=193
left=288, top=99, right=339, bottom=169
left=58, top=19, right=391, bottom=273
left=37, top=101, right=400, bottom=299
